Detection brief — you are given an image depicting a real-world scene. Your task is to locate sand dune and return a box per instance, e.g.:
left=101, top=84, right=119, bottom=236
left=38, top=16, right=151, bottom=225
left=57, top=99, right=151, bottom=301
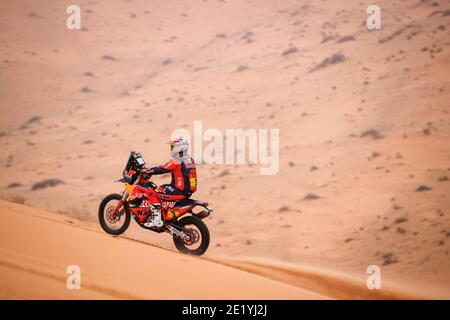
left=0, top=199, right=326, bottom=299
left=3, top=199, right=447, bottom=299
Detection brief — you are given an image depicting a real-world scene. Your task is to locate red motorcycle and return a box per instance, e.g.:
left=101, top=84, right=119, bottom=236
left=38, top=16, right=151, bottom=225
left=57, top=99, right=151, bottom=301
left=98, top=152, right=213, bottom=255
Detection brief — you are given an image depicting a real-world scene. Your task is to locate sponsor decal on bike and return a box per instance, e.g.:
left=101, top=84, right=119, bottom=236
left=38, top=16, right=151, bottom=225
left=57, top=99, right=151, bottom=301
left=167, top=209, right=177, bottom=219
left=162, top=201, right=176, bottom=208
left=140, top=200, right=152, bottom=208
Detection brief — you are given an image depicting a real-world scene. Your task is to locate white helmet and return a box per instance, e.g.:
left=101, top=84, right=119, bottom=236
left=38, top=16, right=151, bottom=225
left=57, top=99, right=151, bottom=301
left=168, top=136, right=189, bottom=159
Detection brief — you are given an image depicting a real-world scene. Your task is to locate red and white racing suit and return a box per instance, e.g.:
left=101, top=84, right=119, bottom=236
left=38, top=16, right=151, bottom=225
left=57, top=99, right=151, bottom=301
left=148, top=157, right=197, bottom=201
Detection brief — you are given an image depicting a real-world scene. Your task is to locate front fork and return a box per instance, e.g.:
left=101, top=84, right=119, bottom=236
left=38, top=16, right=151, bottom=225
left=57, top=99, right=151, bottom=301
left=110, top=196, right=126, bottom=220
left=110, top=186, right=134, bottom=220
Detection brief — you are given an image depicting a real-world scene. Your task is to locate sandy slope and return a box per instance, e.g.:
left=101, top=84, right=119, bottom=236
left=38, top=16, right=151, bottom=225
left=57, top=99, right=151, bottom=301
left=2, top=199, right=444, bottom=299
left=0, top=199, right=327, bottom=299
left=0, top=0, right=449, bottom=297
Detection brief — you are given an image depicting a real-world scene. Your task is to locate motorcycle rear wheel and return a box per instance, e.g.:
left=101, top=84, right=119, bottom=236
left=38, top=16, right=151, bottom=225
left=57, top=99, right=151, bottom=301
left=172, top=216, right=210, bottom=255
left=98, top=193, right=131, bottom=235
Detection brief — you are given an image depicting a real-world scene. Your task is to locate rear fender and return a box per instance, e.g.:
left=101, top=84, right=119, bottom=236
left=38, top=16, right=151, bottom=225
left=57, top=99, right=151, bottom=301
left=190, top=201, right=213, bottom=219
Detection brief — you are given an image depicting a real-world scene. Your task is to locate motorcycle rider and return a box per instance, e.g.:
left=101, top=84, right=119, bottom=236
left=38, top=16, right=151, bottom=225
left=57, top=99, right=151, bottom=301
left=143, top=137, right=197, bottom=227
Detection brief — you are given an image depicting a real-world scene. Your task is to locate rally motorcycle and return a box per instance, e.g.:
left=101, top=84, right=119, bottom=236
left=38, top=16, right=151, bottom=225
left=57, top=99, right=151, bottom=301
left=98, top=152, right=213, bottom=255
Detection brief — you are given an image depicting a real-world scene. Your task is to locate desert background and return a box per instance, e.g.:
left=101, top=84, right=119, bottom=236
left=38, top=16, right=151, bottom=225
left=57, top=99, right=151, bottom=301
left=0, top=0, right=449, bottom=299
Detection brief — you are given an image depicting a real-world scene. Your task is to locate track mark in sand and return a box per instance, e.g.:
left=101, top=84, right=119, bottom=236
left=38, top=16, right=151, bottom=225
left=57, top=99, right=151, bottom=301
left=209, top=259, right=424, bottom=300
left=115, top=235, right=415, bottom=299
left=0, top=258, right=141, bottom=300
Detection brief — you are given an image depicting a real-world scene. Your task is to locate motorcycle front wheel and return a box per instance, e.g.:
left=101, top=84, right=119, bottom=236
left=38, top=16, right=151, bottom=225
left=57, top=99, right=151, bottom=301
left=172, top=216, right=210, bottom=255
left=98, top=193, right=131, bottom=235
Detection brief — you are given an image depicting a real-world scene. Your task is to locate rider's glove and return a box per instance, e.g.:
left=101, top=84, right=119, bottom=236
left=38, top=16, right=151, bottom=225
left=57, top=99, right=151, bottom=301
left=141, top=167, right=153, bottom=179
left=143, top=167, right=154, bottom=174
